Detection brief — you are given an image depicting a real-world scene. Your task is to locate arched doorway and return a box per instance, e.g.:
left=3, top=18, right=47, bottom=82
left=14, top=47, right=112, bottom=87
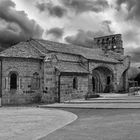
left=10, top=73, right=18, bottom=90
left=92, top=77, right=95, bottom=92
left=92, top=66, right=113, bottom=93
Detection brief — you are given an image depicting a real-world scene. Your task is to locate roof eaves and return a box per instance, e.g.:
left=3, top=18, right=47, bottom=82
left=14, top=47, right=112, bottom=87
left=0, top=55, right=43, bottom=60
left=88, top=57, right=120, bottom=64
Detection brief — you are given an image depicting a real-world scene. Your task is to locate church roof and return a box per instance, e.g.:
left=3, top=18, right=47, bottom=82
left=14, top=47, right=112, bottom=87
left=31, top=39, right=119, bottom=63
left=56, top=53, right=80, bottom=62
left=54, top=62, right=89, bottom=74
left=0, top=42, right=42, bottom=59
left=0, top=39, right=120, bottom=63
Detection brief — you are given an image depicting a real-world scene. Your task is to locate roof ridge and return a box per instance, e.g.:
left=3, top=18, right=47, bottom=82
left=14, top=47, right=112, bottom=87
left=29, top=40, right=46, bottom=57
left=33, top=39, right=119, bottom=63
left=30, top=39, right=52, bottom=55
left=32, top=39, right=84, bottom=57
left=34, top=38, right=99, bottom=52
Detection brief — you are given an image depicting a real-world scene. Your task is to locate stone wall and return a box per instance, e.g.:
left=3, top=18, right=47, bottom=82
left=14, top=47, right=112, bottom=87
left=94, top=34, right=124, bottom=54
left=41, top=54, right=57, bottom=103
left=2, top=58, right=43, bottom=105
left=89, top=59, right=130, bottom=93
left=1, top=50, right=130, bottom=105
left=59, top=75, right=88, bottom=102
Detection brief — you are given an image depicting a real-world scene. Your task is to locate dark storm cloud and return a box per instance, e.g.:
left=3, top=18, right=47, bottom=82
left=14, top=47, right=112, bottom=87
left=127, top=48, right=140, bottom=63
left=65, top=20, right=113, bottom=48
left=123, top=30, right=140, bottom=45
left=60, top=0, right=109, bottom=14
left=65, top=30, right=93, bottom=48
left=116, top=0, right=140, bottom=21
left=0, top=0, right=43, bottom=47
left=65, top=30, right=107, bottom=48
left=46, top=27, right=64, bottom=39
left=36, top=2, right=67, bottom=17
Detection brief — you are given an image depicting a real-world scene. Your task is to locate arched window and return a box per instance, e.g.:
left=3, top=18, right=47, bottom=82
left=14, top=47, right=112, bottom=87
left=10, top=73, right=17, bottom=90
left=31, top=72, right=40, bottom=90
left=73, top=77, right=78, bottom=89
left=97, top=40, right=100, bottom=44
left=102, top=39, right=105, bottom=44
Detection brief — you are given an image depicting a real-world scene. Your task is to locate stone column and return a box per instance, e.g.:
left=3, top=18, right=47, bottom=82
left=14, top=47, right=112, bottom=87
left=112, top=72, right=118, bottom=92
left=123, top=70, right=129, bottom=92
left=43, top=60, right=56, bottom=103
left=7, top=77, right=10, bottom=91
left=88, top=74, right=94, bottom=95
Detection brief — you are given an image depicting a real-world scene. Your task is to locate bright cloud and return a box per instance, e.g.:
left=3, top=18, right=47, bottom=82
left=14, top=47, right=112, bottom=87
left=0, top=0, right=139, bottom=63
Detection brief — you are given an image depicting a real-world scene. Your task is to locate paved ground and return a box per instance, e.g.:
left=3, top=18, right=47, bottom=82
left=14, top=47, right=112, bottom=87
left=39, top=94, right=140, bottom=109
left=0, top=107, right=77, bottom=140
left=40, top=109, right=140, bottom=140
left=41, top=102, right=140, bottom=109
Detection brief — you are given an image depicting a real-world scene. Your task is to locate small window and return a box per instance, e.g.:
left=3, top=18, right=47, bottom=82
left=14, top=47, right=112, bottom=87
left=31, top=72, right=40, bottom=90
left=112, top=37, right=115, bottom=44
left=102, top=39, right=104, bottom=44
left=10, top=73, right=17, bottom=90
left=73, top=77, right=78, bottom=89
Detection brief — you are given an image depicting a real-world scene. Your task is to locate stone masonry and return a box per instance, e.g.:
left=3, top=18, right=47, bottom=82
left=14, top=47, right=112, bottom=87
left=0, top=34, right=130, bottom=105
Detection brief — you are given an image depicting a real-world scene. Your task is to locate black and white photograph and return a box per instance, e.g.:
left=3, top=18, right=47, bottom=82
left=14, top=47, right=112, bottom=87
left=0, top=0, right=140, bottom=139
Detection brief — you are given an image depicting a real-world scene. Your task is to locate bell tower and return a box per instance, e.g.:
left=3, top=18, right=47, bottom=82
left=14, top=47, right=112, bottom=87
left=94, top=34, right=124, bottom=54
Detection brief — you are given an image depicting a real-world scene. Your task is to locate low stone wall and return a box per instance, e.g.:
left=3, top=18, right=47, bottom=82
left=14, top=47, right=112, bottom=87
left=41, top=93, right=56, bottom=104
left=2, top=91, right=41, bottom=105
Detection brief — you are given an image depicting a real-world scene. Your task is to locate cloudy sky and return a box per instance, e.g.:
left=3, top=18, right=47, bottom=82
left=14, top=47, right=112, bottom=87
left=0, top=0, right=140, bottom=64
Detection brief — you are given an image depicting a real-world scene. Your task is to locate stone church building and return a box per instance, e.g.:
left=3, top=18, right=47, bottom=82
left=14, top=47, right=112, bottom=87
left=0, top=34, right=130, bottom=105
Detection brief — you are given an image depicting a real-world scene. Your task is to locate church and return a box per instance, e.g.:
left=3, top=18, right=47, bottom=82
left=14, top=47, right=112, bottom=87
left=0, top=34, right=130, bottom=105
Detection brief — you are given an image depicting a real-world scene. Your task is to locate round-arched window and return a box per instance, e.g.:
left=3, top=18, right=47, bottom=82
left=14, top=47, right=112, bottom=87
left=73, top=77, right=78, bottom=90
left=10, top=73, right=17, bottom=90
left=31, top=72, right=40, bottom=90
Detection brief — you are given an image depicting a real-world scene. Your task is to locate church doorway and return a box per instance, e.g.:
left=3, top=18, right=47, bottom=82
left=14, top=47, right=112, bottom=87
left=92, top=66, right=113, bottom=93
left=107, top=76, right=111, bottom=85
left=92, top=77, right=96, bottom=92
left=10, top=73, right=17, bottom=90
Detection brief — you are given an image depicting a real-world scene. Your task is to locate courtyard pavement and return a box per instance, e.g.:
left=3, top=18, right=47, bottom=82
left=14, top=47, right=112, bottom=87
left=0, top=107, right=77, bottom=140
left=39, top=93, right=140, bottom=109
left=40, top=109, right=140, bottom=140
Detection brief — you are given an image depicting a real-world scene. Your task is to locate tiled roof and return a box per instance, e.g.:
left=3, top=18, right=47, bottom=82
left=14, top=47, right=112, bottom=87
left=54, top=62, right=89, bottom=74
left=0, top=39, right=120, bottom=63
left=107, top=51, right=126, bottom=61
left=0, top=42, right=42, bottom=59
left=31, top=39, right=119, bottom=63
left=31, top=39, right=103, bottom=55
left=56, top=53, right=80, bottom=62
